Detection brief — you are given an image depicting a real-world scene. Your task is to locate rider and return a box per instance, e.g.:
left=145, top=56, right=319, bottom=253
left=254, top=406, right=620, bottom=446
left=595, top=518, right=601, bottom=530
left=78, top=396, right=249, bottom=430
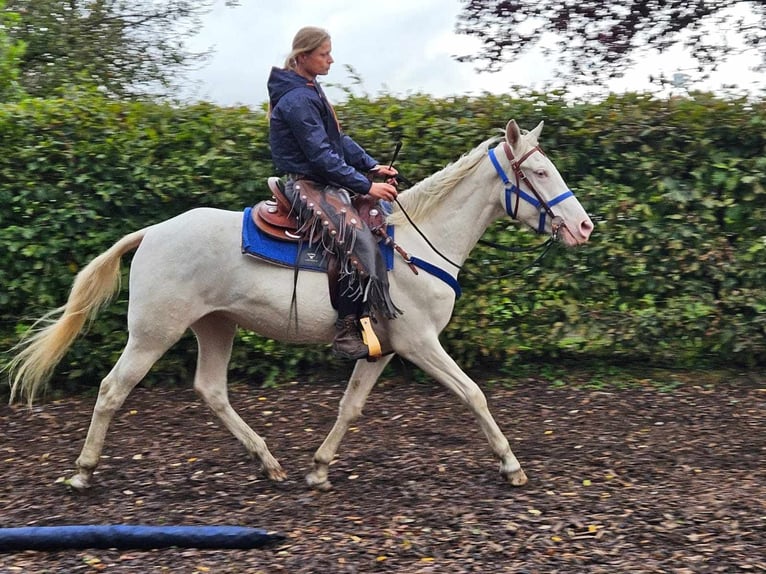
left=267, top=26, right=400, bottom=360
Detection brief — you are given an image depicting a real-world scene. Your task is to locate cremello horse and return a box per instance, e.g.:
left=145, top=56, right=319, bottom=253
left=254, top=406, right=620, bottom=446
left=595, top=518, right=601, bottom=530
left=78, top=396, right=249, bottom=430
left=8, top=120, right=593, bottom=491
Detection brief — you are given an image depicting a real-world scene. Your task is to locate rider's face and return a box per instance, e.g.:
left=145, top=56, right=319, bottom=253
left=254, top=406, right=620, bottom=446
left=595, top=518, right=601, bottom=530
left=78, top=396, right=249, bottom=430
left=300, top=40, right=333, bottom=78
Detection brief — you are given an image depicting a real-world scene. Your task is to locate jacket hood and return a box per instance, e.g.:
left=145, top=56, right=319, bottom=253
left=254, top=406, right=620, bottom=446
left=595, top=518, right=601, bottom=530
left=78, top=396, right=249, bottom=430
left=268, top=67, right=315, bottom=108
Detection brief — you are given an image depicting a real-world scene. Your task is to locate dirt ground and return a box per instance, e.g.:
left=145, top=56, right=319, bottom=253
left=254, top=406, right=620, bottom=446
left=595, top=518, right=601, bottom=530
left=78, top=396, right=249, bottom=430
left=1, top=370, right=764, bottom=573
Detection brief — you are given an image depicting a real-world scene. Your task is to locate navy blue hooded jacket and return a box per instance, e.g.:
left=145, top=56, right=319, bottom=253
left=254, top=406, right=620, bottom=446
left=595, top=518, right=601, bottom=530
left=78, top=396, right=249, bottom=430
left=267, top=67, right=377, bottom=194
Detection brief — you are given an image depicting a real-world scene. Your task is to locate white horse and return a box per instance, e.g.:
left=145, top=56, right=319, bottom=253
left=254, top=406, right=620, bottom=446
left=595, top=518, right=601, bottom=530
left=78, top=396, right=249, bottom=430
left=7, top=120, right=593, bottom=491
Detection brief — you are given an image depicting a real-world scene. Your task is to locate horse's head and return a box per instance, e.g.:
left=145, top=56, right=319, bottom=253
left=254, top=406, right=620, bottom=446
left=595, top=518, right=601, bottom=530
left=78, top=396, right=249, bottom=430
left=491, top=120, right=593, bottom=246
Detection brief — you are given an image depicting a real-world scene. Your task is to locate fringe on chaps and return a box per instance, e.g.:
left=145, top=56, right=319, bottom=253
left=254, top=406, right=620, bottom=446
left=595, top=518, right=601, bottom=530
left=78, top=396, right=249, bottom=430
left=285, top=179, right=401, bottom=320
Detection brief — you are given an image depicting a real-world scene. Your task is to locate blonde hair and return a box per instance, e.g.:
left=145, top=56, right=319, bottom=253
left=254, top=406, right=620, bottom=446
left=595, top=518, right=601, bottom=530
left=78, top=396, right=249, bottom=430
left=284, top=26, right=331, bottom=70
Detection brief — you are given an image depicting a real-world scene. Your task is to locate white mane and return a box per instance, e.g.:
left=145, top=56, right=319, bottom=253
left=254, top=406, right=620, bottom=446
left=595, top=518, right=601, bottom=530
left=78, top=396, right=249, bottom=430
left=387, top=136, right=502, bottom=225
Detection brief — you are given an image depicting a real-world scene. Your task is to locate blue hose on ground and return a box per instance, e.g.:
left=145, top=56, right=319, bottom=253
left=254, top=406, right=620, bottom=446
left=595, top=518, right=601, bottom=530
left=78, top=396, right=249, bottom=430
left=0, top=525, right=285, bottom=551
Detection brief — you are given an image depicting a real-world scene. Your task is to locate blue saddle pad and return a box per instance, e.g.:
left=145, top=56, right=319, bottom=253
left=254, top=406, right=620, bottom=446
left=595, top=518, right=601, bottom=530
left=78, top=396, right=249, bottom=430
left=240, top=207, right=394, bottom=272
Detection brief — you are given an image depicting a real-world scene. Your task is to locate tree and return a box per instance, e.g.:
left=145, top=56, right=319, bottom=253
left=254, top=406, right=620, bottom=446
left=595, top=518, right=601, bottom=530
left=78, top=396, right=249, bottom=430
left=4, top=0, right=237, bottom=99
left=0, top=0, right=26, bottom=101
left=455, top=0, right=765, bottom=85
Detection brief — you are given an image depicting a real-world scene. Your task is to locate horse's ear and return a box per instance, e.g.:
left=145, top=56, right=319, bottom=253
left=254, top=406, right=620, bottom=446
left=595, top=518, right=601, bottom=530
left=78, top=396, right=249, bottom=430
left=530, top=121, right=544, bottom=140
left=506, top=120, right=521, bottom=147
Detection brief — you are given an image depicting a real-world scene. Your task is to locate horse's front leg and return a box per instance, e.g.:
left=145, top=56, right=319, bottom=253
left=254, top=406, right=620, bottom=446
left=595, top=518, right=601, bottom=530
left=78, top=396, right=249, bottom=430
left=401, top=340, right=528, bottom=486
left=306, top=355, right=393, bottom=490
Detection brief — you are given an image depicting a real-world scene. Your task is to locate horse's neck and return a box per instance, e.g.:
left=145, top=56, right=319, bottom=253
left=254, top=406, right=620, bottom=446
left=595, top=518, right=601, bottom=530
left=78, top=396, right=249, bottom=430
left=404, top=163, right=503, bottom=268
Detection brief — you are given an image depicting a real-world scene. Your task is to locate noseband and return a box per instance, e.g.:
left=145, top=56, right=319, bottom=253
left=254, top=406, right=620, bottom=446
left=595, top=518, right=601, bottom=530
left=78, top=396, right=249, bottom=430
left=488, top=142, right=573, bottom=238
left=389, top=139, right=575, bottom=286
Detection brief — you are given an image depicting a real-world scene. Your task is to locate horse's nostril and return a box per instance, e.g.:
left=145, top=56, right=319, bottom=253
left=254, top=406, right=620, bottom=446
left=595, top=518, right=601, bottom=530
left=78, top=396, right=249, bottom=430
left=580, top=218, right=594, bottom=239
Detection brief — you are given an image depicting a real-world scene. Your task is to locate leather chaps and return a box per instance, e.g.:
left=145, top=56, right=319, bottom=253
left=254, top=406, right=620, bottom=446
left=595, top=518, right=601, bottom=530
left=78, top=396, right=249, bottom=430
left=284, top=178, right=401, bottom=320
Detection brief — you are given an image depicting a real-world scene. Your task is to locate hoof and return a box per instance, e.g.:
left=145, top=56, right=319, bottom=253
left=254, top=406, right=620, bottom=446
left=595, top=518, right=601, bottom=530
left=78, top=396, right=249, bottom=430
left=305, top=473, right=333, bottom=491
left=264, top=465, right=287, bottom=482
left=67, top=473, right=91, bottom=491
left=507, top=468, right=528, bottom=487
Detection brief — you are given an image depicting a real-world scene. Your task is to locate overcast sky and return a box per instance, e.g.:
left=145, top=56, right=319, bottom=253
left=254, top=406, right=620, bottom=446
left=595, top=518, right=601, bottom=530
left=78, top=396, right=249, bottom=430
left=180, top=0, right=765, bottom=108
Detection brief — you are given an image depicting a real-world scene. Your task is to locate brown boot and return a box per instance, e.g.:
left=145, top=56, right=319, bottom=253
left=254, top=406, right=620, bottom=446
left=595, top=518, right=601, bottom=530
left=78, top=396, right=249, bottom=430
left=332, top=315, right=368, bottom=360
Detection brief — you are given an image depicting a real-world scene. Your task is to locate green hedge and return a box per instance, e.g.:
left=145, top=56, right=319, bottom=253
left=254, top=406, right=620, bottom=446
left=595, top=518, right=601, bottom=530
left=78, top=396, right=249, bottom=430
left=1, top=89, right=764, bottom=393
left=447, top=92, right=766, bottom=369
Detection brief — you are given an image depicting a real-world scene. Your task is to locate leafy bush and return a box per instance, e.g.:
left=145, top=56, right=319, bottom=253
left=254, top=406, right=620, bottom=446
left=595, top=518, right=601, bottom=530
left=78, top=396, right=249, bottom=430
left=1, top=88, right=764, bottom=395
left=446, top=91, right=766, bottom=368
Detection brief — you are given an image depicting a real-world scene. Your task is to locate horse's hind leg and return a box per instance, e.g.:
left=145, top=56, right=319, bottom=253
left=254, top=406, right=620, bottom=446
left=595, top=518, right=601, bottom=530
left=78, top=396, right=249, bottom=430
left=191, top=314, right=286, bottom=482
left=70, top=335, right=172, bottom=490
left=306, top=355, right=393, bottom=490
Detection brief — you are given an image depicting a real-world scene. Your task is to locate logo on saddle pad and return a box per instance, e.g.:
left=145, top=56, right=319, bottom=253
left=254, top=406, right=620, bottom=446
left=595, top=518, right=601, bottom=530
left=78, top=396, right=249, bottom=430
left=241, top=206, right=394, bottom=272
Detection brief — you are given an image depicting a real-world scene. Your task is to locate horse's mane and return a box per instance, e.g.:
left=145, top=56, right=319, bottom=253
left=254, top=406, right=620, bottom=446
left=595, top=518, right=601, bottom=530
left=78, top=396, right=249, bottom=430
left=387, top=136, right=502, bottom=225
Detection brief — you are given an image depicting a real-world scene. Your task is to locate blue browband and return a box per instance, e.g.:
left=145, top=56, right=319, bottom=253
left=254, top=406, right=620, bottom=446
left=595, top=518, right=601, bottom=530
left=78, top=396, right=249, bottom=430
left=398, top=146, right=573, bottom=300
left=488, top=147, right=574, bottom=234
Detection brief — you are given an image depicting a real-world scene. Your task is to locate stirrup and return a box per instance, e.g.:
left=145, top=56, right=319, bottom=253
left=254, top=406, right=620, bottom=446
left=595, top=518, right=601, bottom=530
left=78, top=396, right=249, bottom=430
left=359, top=316, right=381, bottom=360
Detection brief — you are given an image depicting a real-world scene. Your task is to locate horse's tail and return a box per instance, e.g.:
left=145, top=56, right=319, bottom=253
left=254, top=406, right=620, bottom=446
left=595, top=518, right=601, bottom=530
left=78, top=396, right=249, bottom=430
left=7, top=229, right=147, bottom=405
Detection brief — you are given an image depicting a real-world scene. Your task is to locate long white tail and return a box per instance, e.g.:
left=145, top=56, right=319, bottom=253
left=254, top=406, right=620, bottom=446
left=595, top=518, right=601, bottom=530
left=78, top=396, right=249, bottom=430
left=7, top=229, right=147, bottom=405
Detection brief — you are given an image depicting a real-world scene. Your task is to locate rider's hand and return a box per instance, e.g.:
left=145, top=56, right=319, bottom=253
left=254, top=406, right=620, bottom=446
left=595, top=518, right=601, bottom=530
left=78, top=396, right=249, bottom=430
left=368, top=181, right=398, bottom=202
left=371, top=165, right=400, bottom=188
left=371, top=164, right=398, bottom=178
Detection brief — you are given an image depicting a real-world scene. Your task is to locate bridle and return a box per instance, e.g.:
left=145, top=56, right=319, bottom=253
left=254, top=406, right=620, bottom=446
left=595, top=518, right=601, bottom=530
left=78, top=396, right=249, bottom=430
left=389, top=139, right=575, bottom=282
left=488, top=142, right=573, bottom=240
